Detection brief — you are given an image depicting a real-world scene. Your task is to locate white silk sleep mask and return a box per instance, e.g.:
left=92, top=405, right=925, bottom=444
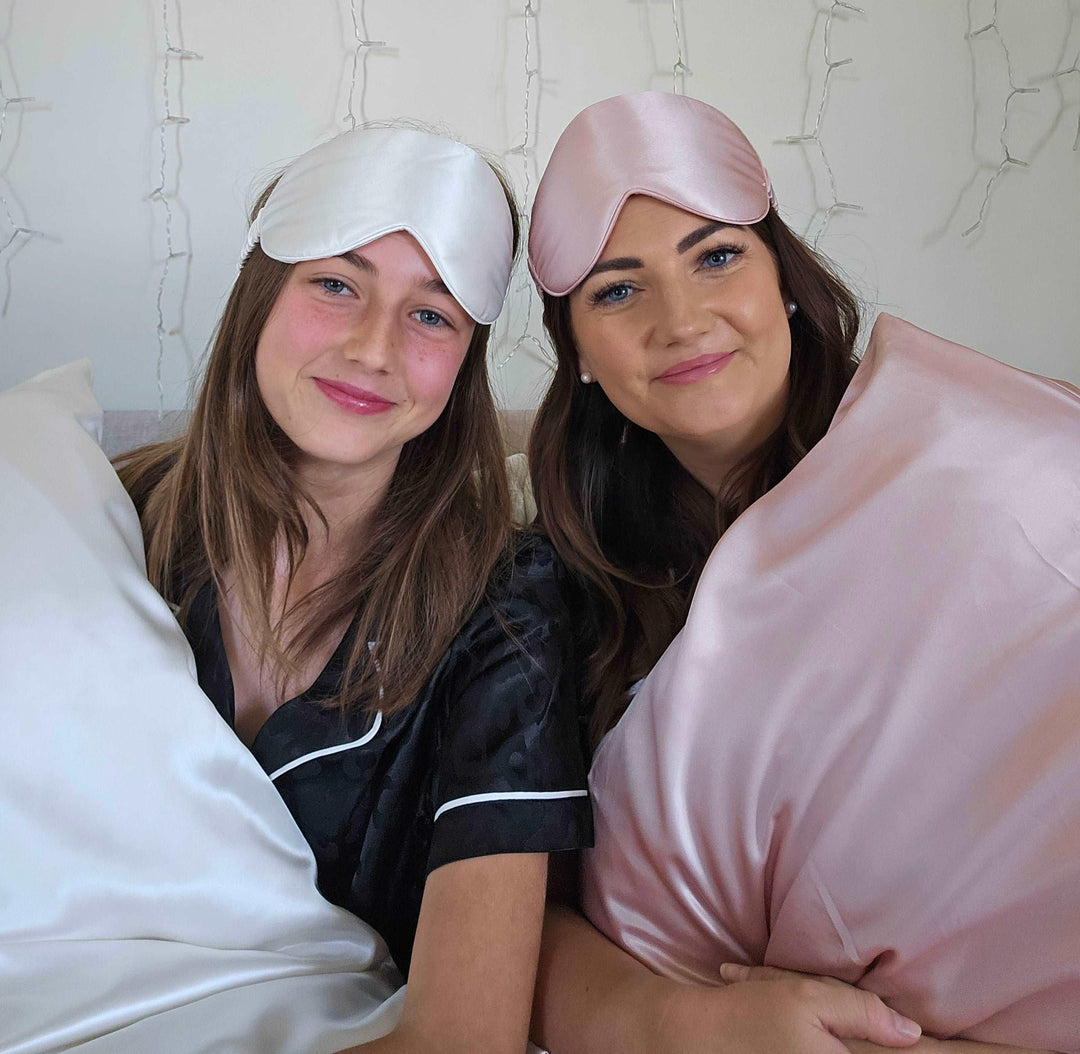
left=245, top=126, right=514, bottom=325
left=528, top=92, right=774, bottom=297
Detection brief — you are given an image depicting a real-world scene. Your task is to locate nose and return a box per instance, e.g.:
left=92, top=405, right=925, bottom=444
left=341, top=299, right=397, bottom=372
left=651, top=278, right=714, bottom=347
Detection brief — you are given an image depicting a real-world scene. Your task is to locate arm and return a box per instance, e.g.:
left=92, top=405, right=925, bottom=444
left=845, top=1043, right=1057, bottom=1054
left=722, top=967, right=1058, bottom=1054
left=352, top=852, right=548, bottom=1054
left=531, top=904, right=923, bottom=1054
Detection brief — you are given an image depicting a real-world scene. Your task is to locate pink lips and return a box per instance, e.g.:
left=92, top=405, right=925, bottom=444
left=314, top=378, right=396, bottom=415
left=655, top=351, right=736, bottom=385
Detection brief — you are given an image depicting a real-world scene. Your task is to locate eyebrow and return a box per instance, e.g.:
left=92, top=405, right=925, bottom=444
left=337, top=251, right=452, bottom=297
left=337, top=250, right=376, bottom=273
left=584, top=256, right=645, bottom=280
left=584, top=222, right=742, bottom=282
left=676, top=221, right=733, bottom=254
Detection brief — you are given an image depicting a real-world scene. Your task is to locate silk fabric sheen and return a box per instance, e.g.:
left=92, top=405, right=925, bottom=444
left=0, top=363, right=403, bottom=1052
left=528, top=92, right=772, bottom=296
left=246, top=127, right=513, bottom=324
left=582, top=316, right=1080, bottom=1050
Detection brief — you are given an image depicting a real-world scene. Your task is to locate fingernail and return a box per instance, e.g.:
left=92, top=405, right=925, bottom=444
left=891, top=1010, right=922, bottom=1039
left=718, top=963, right=749, bottom=982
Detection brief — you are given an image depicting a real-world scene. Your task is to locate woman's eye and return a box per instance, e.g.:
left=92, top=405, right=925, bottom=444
left=701, top=245, right=743, bottom=270
left=593, top=282, right=633, bottom=305
left=318, top=278, right=351, bottom=296
left=414, top=308, right=447, bottom=328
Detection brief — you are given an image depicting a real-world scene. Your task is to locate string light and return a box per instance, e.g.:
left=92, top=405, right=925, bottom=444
left=670, top=0, right=691, bottom=94
left=782, top=0, right=864, bottom=250
left=499, top=0, right=547, bottom=369
left=148, top=0, right=200, bottom=414
left=343, top=0, right=386, bottom=129
left=962, top=0, right=1040, bottom=238
left=0, top=65, right=46, bottom=314
left=1056, top=47, right=1080, bottom=151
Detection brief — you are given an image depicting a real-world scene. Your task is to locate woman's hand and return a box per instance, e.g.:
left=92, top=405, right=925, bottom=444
left=648, top=971, right=921, bottom=1054
left=532, top=904, right=921, bottom=1053
left=721, top=966, right=1058, bottom=1054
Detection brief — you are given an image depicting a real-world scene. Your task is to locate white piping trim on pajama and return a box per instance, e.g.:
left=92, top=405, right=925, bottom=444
left=269, top=711, right=383, bottom=781
left=433, top=788, right=589, bottom=822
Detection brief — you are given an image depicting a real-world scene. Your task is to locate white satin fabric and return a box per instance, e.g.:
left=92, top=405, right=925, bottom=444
left=0, top=363, right=403, bottom=1052
left=582, top=316, right=1080, bottom=1050
left=246, top=126, right=514, bottom=324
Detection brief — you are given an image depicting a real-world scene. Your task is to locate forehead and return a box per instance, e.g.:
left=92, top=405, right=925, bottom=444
left=346, top=229, right=441, bottom=275
left=603, top=195, right=724, bottom=251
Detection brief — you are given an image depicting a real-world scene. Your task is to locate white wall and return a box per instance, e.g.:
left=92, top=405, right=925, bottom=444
left=1, top=0, right=1077, bottom=410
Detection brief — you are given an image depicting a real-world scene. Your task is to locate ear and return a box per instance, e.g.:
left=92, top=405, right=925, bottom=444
left=576, top=356, right=596, bottom=385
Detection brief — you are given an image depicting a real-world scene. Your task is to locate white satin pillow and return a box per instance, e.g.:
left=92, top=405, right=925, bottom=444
left=583, top=316, right=1080, bottom=1051
left=0, top=362, right=403, bottom=1053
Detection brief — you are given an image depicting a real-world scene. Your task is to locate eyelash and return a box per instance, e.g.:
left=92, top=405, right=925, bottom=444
left=314, top=277, right=353, bottom=297
left=699, top=242, right=746, bottom=269
left=312, top=279, right=452, bottom=329
left=588, top=242, right=748, bottom=306
left=413, top=308, right=451, bottom=329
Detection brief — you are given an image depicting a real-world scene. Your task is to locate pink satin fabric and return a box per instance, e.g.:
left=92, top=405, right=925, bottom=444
left=528, top=92, right=772, bottom=296
left=582, top=315, right=1080, bottom=1050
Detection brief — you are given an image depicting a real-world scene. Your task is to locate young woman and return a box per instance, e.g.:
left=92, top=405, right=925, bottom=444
left=116, top=125, right=592, bottom=1053
left=525, top=92, right=1076, bottom=1052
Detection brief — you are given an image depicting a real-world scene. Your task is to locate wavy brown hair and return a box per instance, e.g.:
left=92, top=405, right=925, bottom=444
left=529, top=208, right=860, bottom=744
left=117, top=165, right=520, bottom=718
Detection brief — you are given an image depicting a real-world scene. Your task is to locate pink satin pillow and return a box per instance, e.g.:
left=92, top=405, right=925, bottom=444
left=582, top=315, right=1080, bottom=1050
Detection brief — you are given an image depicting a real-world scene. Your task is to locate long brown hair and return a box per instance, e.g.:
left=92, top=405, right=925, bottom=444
left=529, top=208, right=860, bottom=743
left=117, top=166, right=521, bottom=718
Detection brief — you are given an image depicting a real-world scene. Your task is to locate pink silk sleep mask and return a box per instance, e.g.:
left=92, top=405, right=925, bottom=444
left=528, top=91, right=774, bottom=297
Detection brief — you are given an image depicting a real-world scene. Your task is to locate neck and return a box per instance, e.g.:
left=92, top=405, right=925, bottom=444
left=294, top=449, right=399, bottom=567
left=660, top=384, right=789, bottom=498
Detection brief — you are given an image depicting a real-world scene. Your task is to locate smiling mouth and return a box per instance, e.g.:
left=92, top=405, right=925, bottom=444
left=655, top=351, right=736, bottom=385
left=314, top=378, right=397, bottom=415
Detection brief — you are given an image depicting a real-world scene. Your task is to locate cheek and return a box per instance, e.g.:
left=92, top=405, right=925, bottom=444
left=725, top=280, right=791, bottom=372
left=258, top=295, right=344, bottom=375
left=402, top=338, right=470, bottom=411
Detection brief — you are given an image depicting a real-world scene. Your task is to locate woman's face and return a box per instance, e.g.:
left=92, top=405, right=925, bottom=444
left=255, top=231, right=476, bottom=485
left=568, top=195, right=792, bottom=488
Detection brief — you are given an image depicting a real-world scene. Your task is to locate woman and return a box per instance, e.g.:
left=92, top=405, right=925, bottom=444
left=116, top=125, right=592, bottom=1053
left=526, top=92, right=1077, bottom=1052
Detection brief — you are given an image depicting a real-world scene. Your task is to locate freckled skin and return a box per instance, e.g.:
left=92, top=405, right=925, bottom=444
left=255, top=231, right=476, bottom=490
left=569, top=196, right=792, bottom=491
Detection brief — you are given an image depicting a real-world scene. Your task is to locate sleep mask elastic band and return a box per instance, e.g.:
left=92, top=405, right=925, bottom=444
left=529, top=92, right=773, bottom=296
left=246, top=126, right=514, bottom=324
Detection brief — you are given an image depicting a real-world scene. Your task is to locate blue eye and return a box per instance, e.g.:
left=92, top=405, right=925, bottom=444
left=414, top=308, right=448, bottom=328
left=591, top=282, right=633, bottom=306
left=700, top=244, right=745, bottom=270
left=318, top=278, right=351, bottom=296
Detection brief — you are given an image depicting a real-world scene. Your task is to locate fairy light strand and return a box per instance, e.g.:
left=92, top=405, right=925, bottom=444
left=670, top=0, right=690, bottom=94
left=148, top=0, right=201, bottom=414
left=344, top=0, right=386, bottom=129
left=962, top=0, right=1040, bottom=237
left=1053, top=0, right=1079, bottom=149
left=1056, top=47, right=1080, bottom=150
left=499, top=0, right=546, bottom=369
left=782, top=1, right=864, bottom=249
left=0, top=66, right=46, bottom=313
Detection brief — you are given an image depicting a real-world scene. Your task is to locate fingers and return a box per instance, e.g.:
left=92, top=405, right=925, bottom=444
left=719, top=963, right=847, bottom=989
left=717, top=965, right=923, bottom=1048
left=816, top=984, right=922, bottom=1047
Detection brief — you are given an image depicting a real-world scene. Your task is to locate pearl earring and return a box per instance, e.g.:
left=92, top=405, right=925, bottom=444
left=785, top=300, right=798, bottom=318
left=580, top=371, right=593, bottom=384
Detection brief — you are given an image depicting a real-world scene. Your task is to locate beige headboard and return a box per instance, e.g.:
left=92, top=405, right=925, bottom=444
left=101, top=409, right=537, bottom=460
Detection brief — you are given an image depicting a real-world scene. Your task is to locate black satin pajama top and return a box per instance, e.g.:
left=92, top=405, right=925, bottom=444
left=184, top=534, right=593, bottom=975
